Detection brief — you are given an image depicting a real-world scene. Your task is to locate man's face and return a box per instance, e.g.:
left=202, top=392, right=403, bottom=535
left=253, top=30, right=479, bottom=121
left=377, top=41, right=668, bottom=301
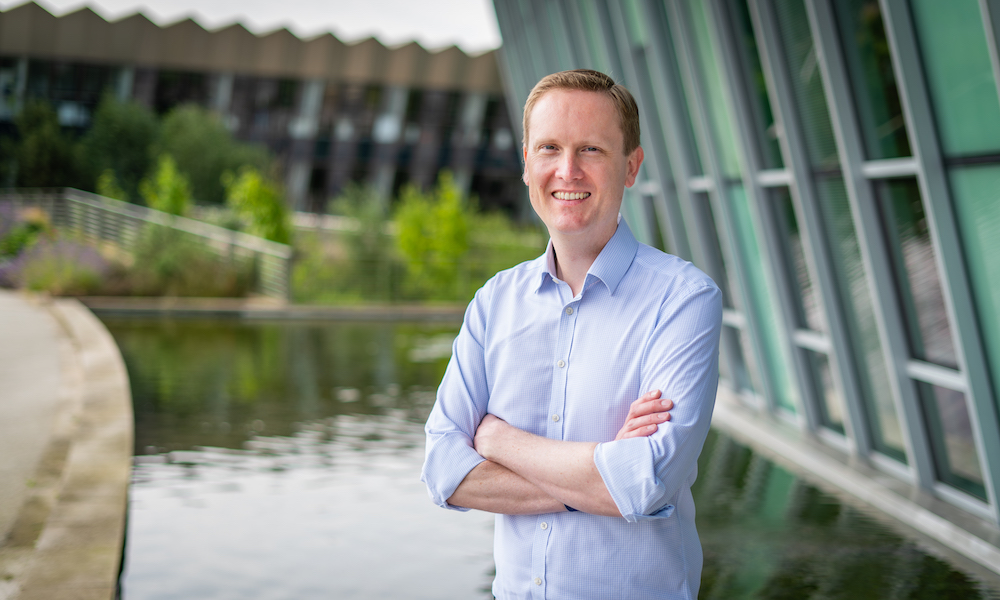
left=522, top=89, right=643, bottom=245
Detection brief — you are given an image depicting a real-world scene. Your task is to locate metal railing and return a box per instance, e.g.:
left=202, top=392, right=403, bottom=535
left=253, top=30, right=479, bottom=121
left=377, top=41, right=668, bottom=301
left=0, top=188, right=293, bottom=300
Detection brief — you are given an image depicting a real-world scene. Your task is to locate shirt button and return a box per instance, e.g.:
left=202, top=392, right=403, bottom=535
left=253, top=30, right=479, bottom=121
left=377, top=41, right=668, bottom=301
left=534, top=577, right=542, bottom=586
left=551, top=414, right=560, bottom=422
left=565, top=306, right=573, bottom=315
left=557, top=360, right=566, bottom=368
left=540, top=522, right=549, bottom=530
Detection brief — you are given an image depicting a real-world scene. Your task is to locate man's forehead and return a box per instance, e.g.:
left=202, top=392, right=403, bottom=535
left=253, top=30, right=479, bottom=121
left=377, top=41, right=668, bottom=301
left=524, top=89, right=620, bottom=140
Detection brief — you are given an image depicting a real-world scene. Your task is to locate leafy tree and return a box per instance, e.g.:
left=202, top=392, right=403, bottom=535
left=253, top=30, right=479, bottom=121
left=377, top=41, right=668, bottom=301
left=140, top=155, right=192, bottom=216
left=159, top=105, right=270, bottom=205
left=79, top=95, right=159, bottom=201
left=9, top=100, right=84, bottom=188
left=395, top=171, right=470, bottom=299
left=223, top=166, right=290, bottom=244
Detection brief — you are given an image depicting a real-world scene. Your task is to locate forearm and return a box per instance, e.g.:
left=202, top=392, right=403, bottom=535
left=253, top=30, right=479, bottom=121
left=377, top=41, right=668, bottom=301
left=447, top=460, right=566, bottom=515
left=476, top=418, right=621, bottom=517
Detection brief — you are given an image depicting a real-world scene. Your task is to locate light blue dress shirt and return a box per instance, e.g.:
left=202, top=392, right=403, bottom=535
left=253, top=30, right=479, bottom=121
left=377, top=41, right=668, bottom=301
left=422, top=218, right=722, bottom=599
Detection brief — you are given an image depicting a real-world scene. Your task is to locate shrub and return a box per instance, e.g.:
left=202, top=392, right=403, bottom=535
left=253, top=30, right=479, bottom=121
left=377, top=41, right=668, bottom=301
left=223, top=167, right=290, bottom=244
left=127, top=225, right=253, bottom=297
left=140, top=155, right=192, bottom=216
left=1, top=237, right=109, bottom=295
left=395, top=171, right=470, bottom=300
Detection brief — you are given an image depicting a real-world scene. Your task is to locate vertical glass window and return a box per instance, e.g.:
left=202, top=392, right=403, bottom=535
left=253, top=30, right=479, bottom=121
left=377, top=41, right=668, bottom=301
left=951, top=165, right=1000, bottom=413
left=817, top=178, right=906, bottom=460
left=686, top=0, right=743, bottom=177
left=875, top=179, right=958, bottom=369
left=726, top=0, right=784, bottom=169
left=694, top=193, right=735, bottom=308
left=728, top=185, right=799, bottom=413
left=770, top=188, right=825, bottom=332
left=832, top=0, right=911, bottom=159
left=773, top=0, right=840, bottom=170
left=911, top=0, right=1000, bottom=157
left=917, top=383, right=987, bottom=500
left=806, top=349, right=845, bottom=433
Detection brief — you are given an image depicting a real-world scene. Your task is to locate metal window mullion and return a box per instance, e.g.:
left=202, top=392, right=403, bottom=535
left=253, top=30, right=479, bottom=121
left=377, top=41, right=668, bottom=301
left=603, top=1, right=688, bottom=257
left=800, top=0, right=910, bottom=456
left=707, top=0, right=827, bottom=434
left=667, top=0, right=786, bottom=415
left=981, top=0, right=1000, bottom=104
left=542, top=1, right=576, bottom=71
left=791, top=0, right=930, bottom=483
left=882, top=0, right=1000, bottom=520
left=748, top=0, right=871, bottom=434
left=561, top=0, right=596, bottom=68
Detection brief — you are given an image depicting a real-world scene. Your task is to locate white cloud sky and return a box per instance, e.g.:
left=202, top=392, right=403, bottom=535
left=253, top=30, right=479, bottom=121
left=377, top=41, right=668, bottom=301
left=0, top=0, right=503, bottom=53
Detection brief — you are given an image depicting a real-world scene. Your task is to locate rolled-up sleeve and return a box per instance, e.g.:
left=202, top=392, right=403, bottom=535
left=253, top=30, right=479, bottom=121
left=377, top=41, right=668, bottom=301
left=421, top=285, right=492, bottom=510
left=593, top=282, right=722, bottom=522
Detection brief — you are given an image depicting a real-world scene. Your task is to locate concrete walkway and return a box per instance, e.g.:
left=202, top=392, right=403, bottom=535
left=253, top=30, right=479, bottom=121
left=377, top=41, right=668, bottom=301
left=0, top=290, right=132, bottom=600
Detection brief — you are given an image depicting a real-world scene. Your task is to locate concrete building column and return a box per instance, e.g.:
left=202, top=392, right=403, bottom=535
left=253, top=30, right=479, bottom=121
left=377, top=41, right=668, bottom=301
left=285, top=79, right=325, bottom=211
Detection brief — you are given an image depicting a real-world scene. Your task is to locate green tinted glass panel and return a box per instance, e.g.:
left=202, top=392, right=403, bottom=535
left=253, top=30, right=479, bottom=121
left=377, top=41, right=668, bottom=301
left=875, top=179, right=957, bottom=368
left=951, top=165, right=1000, bottom=411
left=727, top=185, right=798, bottom=413
left=622, top=0, right=649, bottom=46
left=687, top=0, right=743, bottom=177
left=727, top=0, right=784, bottom=169
left=773, top=0, right=840, bottom=169
left=911, top=0, right=1000, bottom=156
left=578, top=0, right=611, bottom=74
left=806, top=349, right=845, bottom=434
left=816, top=177, right=905, bottom=461
left=771, top=188, right=825, bottom=332
left=832, top=0, right=911, bottom=159
left=695, top=192, right=735, bottom=308
left=917, top=383, right=986, bottom=500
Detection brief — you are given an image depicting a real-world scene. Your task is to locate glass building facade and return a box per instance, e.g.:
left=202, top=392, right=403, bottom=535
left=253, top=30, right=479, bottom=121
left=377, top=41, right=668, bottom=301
left=492, top=0, right=1000, bottom=570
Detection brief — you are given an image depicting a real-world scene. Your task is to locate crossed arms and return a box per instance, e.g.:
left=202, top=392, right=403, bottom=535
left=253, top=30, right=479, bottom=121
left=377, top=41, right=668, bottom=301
left=448, top=390, right=673, bottom=516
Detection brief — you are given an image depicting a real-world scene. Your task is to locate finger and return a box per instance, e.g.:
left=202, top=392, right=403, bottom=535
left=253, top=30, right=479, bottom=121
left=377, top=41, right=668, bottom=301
left=618, top=423, right=659, bottom=440
left=626, top=390, right=662, bottom=418
left=628, top=396, right=673, bottom=420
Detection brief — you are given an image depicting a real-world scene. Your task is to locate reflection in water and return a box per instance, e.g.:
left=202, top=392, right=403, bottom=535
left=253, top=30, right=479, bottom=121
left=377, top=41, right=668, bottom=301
left=104, top=319, right=998, bottom=600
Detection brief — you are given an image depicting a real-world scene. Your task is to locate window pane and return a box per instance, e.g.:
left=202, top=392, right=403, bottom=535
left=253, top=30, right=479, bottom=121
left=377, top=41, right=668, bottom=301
left=816, top=177, right=906, bottom=461
left=725, top=0, right=784, bottom=169
left=832, top=0, right=911, bottom=159
left=770, top=187, right=825, bottom=332
left=917, top=383, right=986, bottom=500
left=950, top=165, right=1000, bottom=414
left=875, top=178, right=957, bottom=368
left=687, top=0, right=743, bottom=177
left=694, top=192, right=735, bottom=308
left=806, top=349, right=845, bottom=433
left=773, top=0, right=840, bottom=170
left=728, top=184, right=798, bottom=413
left=911, top=0, right=1000, bottom=157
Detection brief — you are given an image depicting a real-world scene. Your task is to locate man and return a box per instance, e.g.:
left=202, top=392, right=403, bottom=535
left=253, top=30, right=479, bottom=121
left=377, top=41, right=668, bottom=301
left=421, top=69, right=722, bottom=599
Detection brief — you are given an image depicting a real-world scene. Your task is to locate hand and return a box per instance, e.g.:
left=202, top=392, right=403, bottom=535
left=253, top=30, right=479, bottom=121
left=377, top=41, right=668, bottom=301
left=615, top=390, right=672, bottom=440
left=474, top=413, right=509, bottom=461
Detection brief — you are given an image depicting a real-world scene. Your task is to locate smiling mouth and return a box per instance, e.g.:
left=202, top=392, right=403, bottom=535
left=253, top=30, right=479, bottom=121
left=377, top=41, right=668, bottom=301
left=553, top=192, right=591, bottom=200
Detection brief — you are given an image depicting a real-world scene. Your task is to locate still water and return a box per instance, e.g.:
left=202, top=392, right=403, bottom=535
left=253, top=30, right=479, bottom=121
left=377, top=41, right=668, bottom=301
left=103, top=318, right=999, bottom=600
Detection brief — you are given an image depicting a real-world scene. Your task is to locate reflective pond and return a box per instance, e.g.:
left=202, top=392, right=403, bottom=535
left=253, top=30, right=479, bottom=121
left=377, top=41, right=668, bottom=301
left=102, top=318, right=1000, bottom=600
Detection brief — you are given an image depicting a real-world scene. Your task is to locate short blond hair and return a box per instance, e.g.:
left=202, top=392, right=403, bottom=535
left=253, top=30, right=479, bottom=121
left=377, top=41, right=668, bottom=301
left=522, top=69, right=640, bottom=155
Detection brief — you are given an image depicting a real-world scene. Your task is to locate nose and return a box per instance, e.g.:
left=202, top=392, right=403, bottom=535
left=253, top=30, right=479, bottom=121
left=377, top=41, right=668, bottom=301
left=555, top=152, right=583, bottom=181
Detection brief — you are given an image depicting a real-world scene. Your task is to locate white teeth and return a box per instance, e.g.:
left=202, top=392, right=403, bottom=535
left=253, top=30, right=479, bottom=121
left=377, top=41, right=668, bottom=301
left=553, top=192, right=590, bottom=200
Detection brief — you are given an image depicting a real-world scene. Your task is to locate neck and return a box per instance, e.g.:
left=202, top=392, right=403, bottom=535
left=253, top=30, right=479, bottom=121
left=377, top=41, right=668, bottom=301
left=550, top=227, right=615, bottom=297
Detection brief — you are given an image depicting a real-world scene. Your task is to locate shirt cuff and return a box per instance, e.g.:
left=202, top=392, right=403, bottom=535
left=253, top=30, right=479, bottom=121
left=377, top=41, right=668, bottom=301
left=421, top=432, right=486, bottom=511
left=593, top=438, right=675, bottom=522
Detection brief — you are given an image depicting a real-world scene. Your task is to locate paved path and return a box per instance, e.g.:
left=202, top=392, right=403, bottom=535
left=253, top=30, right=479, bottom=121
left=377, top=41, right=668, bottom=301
left=0, top=290, right=132, bottom=600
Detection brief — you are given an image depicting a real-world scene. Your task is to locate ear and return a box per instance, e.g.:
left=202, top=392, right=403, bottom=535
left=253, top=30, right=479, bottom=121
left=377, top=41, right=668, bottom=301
left=624, top=146, right=644, bottom=188
left=522, top=145, right=530, bottom=185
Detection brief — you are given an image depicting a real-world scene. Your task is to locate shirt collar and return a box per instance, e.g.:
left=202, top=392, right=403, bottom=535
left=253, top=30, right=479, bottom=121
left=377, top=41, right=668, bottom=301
left=536, top=216, right=639, bottom=296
